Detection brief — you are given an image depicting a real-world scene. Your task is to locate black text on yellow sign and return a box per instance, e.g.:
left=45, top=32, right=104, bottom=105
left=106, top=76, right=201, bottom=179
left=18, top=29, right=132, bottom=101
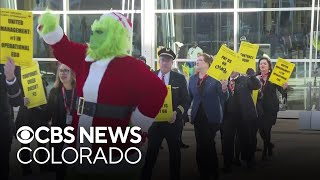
left=269, top=58, right=295, bottom=87
left=21, top=61, right=47, bottom=109
left=207, top=45, right=238, bottom=81
left=155, top=85, right=173, bottom=122
left=236, top=41, right=259, bottom=74
left=0, top=8, right=33, bottom=66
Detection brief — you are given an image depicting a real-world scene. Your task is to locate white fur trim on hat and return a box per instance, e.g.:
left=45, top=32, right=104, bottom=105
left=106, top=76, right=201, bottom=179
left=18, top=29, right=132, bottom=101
left=100, top=12, right=133, bottom=34
left=37, top=24, right=64, bottom=45
left=130, top=108, right=154, bottom=133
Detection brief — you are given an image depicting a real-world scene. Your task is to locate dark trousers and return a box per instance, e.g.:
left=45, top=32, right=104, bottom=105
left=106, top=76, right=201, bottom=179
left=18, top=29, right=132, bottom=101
left=223, top=112, right=256, bottom=167
left=177, top=118, right=184, bottom=145
left=50, top=142, right=66, bottom=180
left=0, top=145, right=10, bottom=180
left=19, top=130, right=48, bottom=174
left=259, top=113, right=277, bottom=155
left=194, top=117, right=220, bottom=180
left=141, top=122, right=181, bottom=180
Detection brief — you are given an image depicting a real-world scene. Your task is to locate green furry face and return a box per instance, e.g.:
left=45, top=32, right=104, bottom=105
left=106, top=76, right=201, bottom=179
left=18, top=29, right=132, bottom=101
left=89, top=27, right=106, bottom=50
left=87, top=17, right=131, bottom=60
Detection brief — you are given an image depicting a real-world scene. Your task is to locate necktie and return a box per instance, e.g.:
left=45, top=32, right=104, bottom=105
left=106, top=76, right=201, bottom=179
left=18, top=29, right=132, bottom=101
left=161, top=74, right=166, bottom=84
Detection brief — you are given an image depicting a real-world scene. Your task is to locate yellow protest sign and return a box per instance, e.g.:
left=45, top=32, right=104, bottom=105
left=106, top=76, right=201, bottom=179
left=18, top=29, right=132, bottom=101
left=182, top=63, right=190, bottom=79
left=252, top=90, right=259, bottom=106
left=0, top=8, right=33, bottom=66
left=155, top=85, right=173, bottom=122
left=269, top=58, right=295, bottom=87
left=21, top=60, right=47, bottom=109
left=207, top=45, right=238, bottom=81
left=236, top=41, right=259, bottom=74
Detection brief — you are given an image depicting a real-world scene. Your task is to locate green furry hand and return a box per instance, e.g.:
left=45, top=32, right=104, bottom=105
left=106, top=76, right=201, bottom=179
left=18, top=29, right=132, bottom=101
left=38, top=11, right=59, bottom=35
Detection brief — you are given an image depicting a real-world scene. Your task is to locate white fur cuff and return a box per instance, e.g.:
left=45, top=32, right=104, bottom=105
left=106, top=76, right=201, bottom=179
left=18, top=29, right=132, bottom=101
left=130, top=108, right=154, bottom=132
left=37, top=25, right=64, bottom=45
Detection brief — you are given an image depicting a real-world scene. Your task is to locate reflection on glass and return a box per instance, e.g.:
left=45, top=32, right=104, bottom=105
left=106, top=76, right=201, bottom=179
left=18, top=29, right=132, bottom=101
left=69, top=0, right=141, bottom=10
left=157, top=0, right=233, bottom=9
left=38, top=61, right=58, bottom=93
left=239, top=11, right=311, bottom=59
left=240, top=0, right=313, bottom=8
left=67, top=14, right=141, bottom=57
left=156, top=13, right=233, bottom=59
left=286, top=61, right=309, bottom=110
left=17, top=0, right=63, bottom=10
left=33, top=15, right=63, bottom=58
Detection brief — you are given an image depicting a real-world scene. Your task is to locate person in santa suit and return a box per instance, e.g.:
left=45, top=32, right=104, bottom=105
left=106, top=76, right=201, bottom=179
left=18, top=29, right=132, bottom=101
left=37, top=11, right=167, bottom=179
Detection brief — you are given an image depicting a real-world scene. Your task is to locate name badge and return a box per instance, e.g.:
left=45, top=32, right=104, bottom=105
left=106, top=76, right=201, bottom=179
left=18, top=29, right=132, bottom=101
left=66, top=114, right=73, bottom=125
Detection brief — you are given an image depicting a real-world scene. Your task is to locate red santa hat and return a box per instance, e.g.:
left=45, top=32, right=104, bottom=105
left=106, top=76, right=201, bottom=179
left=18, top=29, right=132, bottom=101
left=100, top=12, right=133, bottom=34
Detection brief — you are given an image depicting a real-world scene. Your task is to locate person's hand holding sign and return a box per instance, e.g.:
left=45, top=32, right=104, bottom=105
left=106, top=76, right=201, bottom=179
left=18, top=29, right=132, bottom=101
left=220, top=80, right=228, bottom=93
left=282, top=82, right=289, bottom=90
left=169, top=111, right=177, bottom=124
left=4, top=57, right=16, bottom=82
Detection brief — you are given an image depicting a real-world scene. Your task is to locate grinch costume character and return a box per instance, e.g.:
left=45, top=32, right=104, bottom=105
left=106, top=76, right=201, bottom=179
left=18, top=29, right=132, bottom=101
left=37, top=11, right=167, bottom=178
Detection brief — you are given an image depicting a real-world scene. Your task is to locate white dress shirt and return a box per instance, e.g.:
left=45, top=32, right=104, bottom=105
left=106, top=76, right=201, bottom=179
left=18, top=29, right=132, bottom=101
left=158, top=71, right=170, bottom=85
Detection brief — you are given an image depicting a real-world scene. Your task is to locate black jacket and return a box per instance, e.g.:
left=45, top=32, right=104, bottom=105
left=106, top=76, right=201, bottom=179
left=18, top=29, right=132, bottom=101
left=224, top=75, right=261, bottom=121
left=48, top=86, right=77, bottom=128
left=0, top=65, right=23, bottom=146
left=154, top=70, right=189, bottom=124
left=257, top=76, right=287, bottom=115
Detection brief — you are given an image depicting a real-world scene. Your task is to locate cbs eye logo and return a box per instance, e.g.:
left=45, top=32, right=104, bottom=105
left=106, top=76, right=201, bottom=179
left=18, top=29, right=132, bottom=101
left=16, top=126, right=34, bottom=144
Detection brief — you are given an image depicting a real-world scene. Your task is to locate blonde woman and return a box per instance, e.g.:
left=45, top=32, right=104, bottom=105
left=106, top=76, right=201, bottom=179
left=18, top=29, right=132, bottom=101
left=47, top=63, right=76, bottom=180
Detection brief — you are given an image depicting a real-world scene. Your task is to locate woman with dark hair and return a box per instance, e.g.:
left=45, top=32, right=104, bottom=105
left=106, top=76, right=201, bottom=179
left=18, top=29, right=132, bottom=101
left=47, top=63, right=77, bottom=180
left=188, top=53, right=228, bottom=180
left=256, top=55, right=288, bottom=160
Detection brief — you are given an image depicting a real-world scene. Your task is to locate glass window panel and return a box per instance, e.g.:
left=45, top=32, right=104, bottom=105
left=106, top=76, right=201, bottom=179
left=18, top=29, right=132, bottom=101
left=156, top=13, right=233, bottom=59
left=238, top=11, right=312, bottom=59
left=286, top=61, right=310, bottom=110
left=287, top=87, right=306, bottom=110
left=157, top=0, right=233, bottom=9
left=16, top=0, right=63, bottom=11
left=38, top=61, right=59, bottom=94
left=312, top=11, right=320, bottom=59
left=69, top=0, right=141, bottom=10
left=33, top=15, right=63, bottom=58
left=240, top=0, right=313, bottom=8
left=67, top=14, right=141, bottom=57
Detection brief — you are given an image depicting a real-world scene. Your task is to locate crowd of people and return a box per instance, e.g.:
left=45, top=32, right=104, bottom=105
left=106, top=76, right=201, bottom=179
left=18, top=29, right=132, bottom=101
left=0, top=10, right=289, bottom=180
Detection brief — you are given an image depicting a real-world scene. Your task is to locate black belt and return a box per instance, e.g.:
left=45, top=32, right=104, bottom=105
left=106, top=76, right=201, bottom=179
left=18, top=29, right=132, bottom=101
left=76, top=97, right=134, bottom=119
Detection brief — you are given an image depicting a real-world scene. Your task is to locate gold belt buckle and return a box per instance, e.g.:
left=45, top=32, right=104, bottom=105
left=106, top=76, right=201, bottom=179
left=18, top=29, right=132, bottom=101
left=77, top=97, right=85, bottom=115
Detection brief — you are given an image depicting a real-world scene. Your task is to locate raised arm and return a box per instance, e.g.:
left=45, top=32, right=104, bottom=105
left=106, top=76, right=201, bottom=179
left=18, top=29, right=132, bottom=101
left=4, top=58, right=23, bottom=107
left=246, top=68, right=261, bottom=90
left=37, top=12, right=87, bottom=73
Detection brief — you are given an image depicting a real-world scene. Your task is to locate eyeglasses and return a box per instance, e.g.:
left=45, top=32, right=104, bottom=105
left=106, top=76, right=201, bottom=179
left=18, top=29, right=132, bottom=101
left=59, top=69, right=70, bottom=73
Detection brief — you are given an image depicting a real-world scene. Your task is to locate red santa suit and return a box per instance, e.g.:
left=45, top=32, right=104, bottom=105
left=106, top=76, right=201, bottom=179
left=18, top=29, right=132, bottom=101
left=38, top=13, right=167, bottom=166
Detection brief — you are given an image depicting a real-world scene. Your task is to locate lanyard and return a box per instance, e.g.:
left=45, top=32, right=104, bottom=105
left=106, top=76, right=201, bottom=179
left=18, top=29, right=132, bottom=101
left=197, top=74, right=208, bottom=87
left=62, top=87, right=75, bottom=113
